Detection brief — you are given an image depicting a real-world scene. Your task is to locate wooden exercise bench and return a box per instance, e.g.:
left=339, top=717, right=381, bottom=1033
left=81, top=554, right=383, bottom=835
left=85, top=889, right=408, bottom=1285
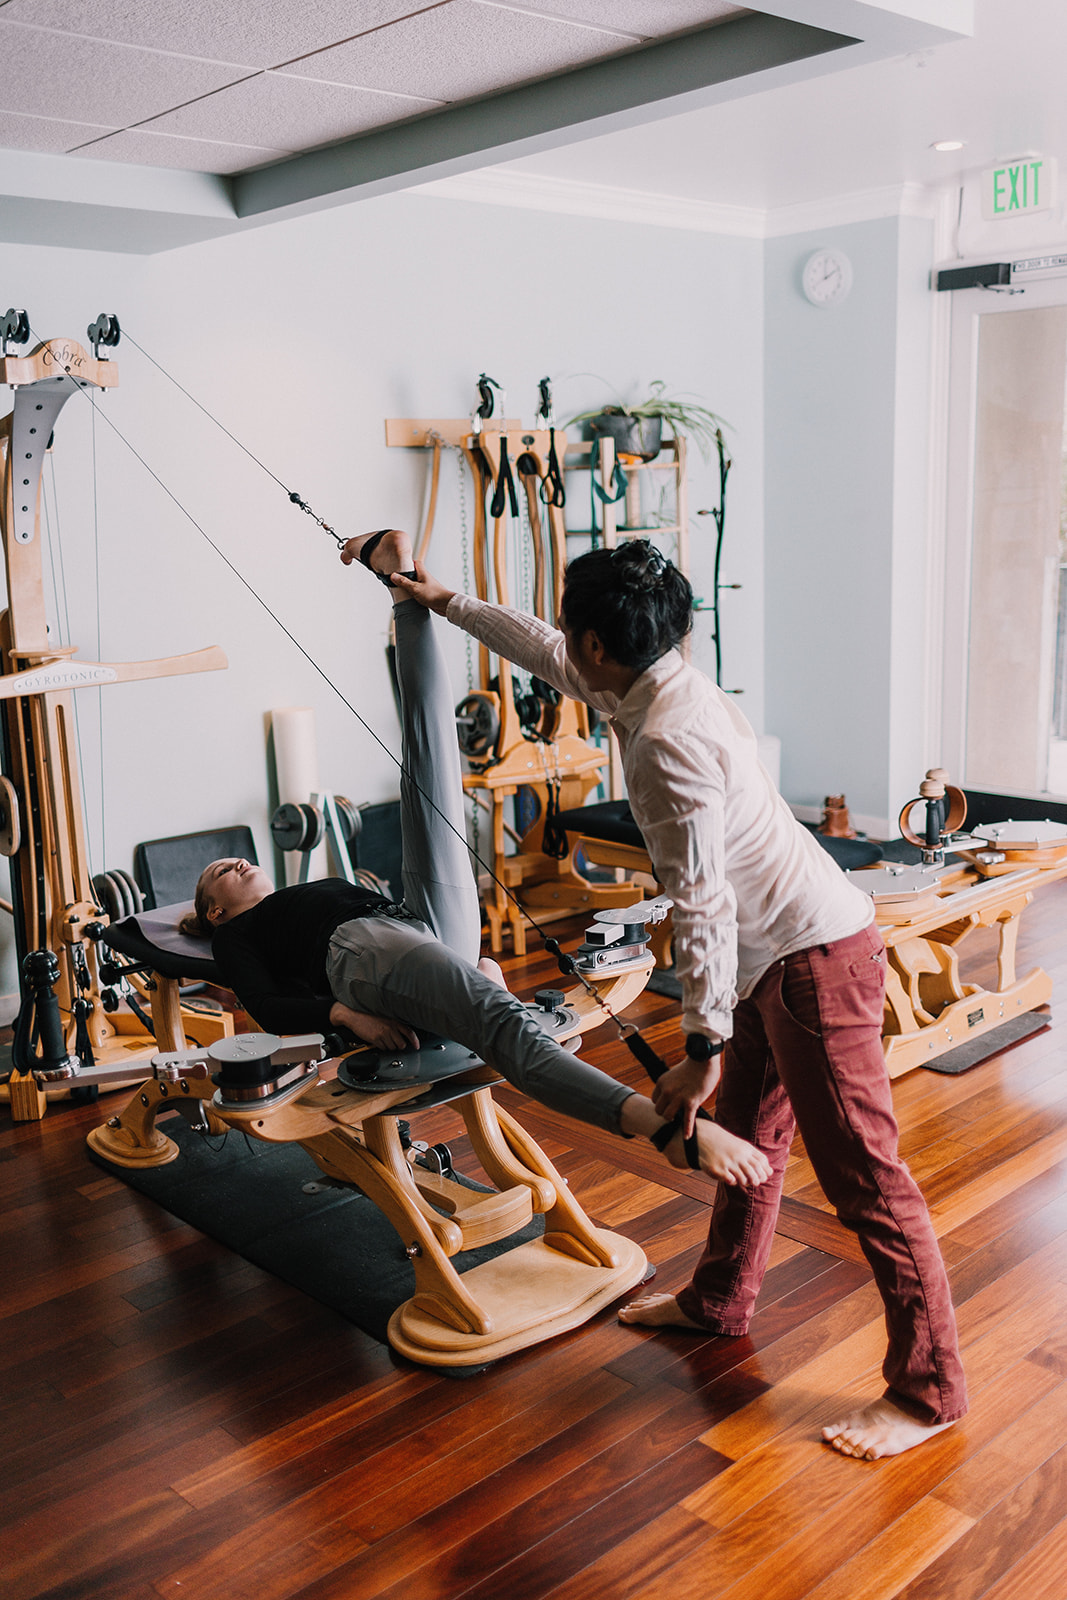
left=85, top=904, right=652, bottom=1368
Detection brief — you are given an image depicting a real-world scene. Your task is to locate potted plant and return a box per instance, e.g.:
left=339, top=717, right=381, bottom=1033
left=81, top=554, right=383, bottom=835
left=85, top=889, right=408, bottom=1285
left=565, top=380, right=728, bottom=463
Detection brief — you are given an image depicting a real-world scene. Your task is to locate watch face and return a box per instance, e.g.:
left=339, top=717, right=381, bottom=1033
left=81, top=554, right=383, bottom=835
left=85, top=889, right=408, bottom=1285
left=802, top=248, right=853, bottom=306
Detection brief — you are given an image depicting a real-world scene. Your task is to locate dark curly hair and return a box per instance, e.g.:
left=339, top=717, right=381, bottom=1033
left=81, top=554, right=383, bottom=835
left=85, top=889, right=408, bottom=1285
left=560, top=540, right=692, bottom=671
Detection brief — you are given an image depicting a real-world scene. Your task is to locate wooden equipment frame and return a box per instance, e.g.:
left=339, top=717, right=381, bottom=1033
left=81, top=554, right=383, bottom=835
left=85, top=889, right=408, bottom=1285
left=874, top=853, right=1067, bottom=1077
left=0, top=334, right=232, bottom=1120
left=88, top=956, right=654, bottom=1366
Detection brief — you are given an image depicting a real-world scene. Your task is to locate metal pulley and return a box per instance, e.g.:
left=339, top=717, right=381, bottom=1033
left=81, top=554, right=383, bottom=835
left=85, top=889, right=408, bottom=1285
left=1, top=307, right=29, bottom=353
left=455, top=690, right=501, bottom=760
left=87, top=312, right=121, bottom=358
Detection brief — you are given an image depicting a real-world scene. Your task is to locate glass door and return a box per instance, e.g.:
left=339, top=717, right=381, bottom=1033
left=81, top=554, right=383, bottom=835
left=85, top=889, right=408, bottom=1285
left=944, top=277, right=1067, bottom=798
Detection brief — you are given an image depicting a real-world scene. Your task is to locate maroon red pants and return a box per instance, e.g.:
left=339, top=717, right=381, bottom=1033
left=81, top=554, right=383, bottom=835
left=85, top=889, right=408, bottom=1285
left=675, top=923, right=968, bottom=1424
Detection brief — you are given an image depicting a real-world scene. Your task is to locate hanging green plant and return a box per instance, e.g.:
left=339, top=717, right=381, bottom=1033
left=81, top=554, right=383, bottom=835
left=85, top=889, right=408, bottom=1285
left=565, top=381, right=729, bottom=463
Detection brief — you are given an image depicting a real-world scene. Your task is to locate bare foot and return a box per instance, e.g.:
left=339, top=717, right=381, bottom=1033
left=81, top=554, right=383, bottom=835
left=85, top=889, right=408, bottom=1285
left=618, top=1094, right=771, bottom=1188
left=675, top=1120, right=773, bottom=1187
left=821, top=1397, right=955, bottom=1460
left=340, top=528, right=414, bottom=585
left=618, top=1292, right=706, bottom=1329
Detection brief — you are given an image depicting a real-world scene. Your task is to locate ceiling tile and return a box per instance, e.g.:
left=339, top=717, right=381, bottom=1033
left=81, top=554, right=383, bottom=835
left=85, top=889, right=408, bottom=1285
left=70, top=127, right=289, bottom=174
left=485, top=0, right=747, bottom=38
left=0, top=108, right=116, bottom=153
left=0, top=0, right=423, bottom=70
left=281, top=0, right=635, bottom=102
left=0, top=19, right=253, bottom=125
left=142, top=73, right=442, bottom=151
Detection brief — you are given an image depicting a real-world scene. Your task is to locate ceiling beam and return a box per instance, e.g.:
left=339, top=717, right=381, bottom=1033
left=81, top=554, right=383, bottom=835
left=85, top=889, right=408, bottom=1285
left=234, top=13, right=856, bottom=223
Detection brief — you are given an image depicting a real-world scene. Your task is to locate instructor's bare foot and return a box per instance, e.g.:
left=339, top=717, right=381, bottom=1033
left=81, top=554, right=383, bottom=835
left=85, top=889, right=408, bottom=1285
left=618, top=1292, right=706, bottom=1329
left=821, top=1397, right=955, bottom=1460
left=340, top=528, right=414, bottom=583
left=673, top=1120, right=772, bottom=1188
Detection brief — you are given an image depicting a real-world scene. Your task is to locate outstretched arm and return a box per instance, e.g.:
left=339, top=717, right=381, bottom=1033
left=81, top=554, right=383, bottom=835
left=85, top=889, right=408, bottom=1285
left=394, top=564, right=618, bottom=715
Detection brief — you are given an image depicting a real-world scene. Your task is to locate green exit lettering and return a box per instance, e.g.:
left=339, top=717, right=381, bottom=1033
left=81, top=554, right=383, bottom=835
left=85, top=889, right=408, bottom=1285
left=982, top=156, right=1057, bottom=221
left=992, top=160, right=1042, bottom=212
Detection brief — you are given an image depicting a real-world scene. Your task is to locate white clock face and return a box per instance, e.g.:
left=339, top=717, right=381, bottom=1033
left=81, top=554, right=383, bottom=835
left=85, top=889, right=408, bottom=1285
left=802, top=248, right=853, bottom=306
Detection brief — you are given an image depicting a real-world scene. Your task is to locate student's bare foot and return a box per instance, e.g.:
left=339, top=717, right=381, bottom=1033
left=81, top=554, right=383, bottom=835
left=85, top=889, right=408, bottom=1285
left=340, top=528, right=414, bottom=583
left=821, top=1397, right=955, bottom=1460
left=618, top=1292, right=706, bottom=1329
left=618, top=1095, right=771, bottom=1188
left=672, top=1120, right=772, bottom=1187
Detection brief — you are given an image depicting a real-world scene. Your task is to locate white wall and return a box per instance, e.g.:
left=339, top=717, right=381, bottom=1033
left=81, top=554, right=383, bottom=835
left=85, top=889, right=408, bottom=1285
left=0, top=192, right=763, bottom=993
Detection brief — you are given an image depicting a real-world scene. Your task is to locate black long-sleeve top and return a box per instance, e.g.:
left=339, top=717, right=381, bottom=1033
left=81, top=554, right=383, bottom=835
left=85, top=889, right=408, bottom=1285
left=210, top=879, right=396, bottom=1035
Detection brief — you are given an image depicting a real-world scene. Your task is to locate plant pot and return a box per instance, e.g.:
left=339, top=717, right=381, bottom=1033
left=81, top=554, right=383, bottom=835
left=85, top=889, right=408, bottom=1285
left=591, top=412, right=663, bottom=463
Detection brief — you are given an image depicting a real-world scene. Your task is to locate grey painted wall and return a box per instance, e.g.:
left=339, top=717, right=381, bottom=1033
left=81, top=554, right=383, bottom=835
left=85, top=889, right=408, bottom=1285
left=764, top=213, right=933, bottom=829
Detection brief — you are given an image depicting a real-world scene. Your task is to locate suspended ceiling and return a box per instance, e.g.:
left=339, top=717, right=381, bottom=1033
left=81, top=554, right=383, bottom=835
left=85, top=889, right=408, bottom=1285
left=0, top=1, right=973, bottom=253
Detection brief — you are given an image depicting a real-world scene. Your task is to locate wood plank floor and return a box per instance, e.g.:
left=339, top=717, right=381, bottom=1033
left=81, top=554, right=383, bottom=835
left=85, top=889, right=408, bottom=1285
left=4, top=885, right=1067, bottom=1599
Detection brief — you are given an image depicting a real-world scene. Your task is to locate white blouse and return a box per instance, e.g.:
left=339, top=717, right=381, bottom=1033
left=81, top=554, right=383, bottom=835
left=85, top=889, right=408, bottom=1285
left=446, top=593, right=873, bottom=1040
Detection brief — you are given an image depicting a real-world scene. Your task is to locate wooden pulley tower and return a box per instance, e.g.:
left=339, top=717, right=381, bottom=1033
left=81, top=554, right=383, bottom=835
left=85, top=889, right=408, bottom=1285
left=0, top=319, right=230, bottom=1119
left=387, top=389, right=640, bottom=954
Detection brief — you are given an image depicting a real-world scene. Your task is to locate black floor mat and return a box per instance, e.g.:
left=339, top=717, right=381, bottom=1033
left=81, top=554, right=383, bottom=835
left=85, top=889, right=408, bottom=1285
left=919, top=1011, right=1051, bottom=1074
left=91, top=1112, right=543, bottom=1345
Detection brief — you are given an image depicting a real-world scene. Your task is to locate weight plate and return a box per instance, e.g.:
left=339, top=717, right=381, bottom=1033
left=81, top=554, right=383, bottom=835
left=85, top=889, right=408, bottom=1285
left=112, top=867, right=144, bottom=915
left=91, top=872, right=124, bottom=922
left=271, top=801, right=310, bottom=851
left=334, top=795, right=361, bottom=844
left=455, top=691, right=501, bottom=759
left=298, top=802, right=324, bottom=852
left=108, top=870, right=136, bottom=919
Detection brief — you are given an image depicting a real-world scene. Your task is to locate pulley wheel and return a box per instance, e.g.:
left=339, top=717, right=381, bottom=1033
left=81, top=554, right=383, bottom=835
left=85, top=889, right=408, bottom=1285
left=455, top=691, right=501, bottom=759
left=0, top=775, right=20, bottom=857
left=333, top=795, right=361, bottom=844
left=271, top=801, right=324, bottom=853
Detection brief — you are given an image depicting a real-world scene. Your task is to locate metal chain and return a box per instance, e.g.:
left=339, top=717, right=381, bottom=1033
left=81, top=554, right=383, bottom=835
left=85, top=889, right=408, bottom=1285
left=456, top=448, right=479, bottom=867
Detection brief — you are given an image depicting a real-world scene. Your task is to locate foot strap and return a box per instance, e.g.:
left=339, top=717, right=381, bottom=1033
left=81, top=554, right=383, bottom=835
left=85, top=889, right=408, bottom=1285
left=650, top=1116, right=701, bottom=1171
left=359, top=530, right=417, bottom=589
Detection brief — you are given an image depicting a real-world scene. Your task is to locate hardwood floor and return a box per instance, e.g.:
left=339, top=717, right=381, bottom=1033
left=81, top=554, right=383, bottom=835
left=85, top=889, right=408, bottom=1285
left=4, top=886, right=1067, bottom=1599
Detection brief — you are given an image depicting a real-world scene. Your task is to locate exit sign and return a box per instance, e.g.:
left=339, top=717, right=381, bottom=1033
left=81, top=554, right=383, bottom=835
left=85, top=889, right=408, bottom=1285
left=981, top=157, right=1058, bottom=220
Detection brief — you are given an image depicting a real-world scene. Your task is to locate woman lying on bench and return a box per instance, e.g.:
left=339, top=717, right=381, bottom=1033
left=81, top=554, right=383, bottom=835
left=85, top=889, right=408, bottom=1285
left=181, top=529, right=771, bottom=1190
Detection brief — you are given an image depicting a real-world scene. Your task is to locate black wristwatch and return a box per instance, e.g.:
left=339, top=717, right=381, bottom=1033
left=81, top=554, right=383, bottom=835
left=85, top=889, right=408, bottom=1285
left=686, top=1032, right=724, bottom=1062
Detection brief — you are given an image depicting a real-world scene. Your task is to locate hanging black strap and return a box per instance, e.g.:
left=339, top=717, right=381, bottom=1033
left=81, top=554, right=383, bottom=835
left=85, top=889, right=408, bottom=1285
left=623, top=1030, right=711, bottom=1170
left=490, top=436, right=519, bottom=519
left=541, top=775, right=568, bottom=860
left=540, top=427, right=566, bottom=508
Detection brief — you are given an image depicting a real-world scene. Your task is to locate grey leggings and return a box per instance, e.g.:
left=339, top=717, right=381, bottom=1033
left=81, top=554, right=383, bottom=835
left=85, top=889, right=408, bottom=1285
left=326, top=599, right=633, bottom=1135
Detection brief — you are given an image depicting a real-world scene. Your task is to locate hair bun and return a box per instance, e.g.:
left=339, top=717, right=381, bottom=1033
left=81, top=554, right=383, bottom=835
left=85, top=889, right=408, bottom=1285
left=614, top=540, right=669, bottom=590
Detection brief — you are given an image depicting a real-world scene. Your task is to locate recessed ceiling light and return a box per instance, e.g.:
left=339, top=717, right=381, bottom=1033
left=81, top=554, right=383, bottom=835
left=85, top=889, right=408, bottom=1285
left=932, top=140, right=966, bottom=152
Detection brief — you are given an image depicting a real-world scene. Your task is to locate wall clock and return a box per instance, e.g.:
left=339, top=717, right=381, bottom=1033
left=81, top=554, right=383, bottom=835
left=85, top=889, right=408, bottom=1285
left=802, top=247, right=853, bottom=306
